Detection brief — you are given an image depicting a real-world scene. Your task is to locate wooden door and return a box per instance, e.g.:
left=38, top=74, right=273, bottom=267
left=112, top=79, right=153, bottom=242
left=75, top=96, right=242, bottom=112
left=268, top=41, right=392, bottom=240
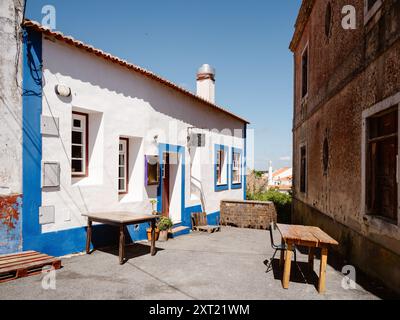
left=162, top=153, right=170, bottom=217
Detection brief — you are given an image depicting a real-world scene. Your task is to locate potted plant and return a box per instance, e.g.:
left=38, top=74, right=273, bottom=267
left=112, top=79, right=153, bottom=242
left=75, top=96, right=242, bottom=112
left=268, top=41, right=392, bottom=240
left=158, top=216, right=173, bottom=242
left=150, top=199, right=158, bottom=214
left=147, top=199, right=160, bottom=241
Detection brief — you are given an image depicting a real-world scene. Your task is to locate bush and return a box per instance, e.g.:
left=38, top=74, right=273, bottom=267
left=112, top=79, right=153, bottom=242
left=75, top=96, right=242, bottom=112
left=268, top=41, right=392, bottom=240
left=247, top=189, right=292, bottom=223
left=157, top=216, right=173, bottom=231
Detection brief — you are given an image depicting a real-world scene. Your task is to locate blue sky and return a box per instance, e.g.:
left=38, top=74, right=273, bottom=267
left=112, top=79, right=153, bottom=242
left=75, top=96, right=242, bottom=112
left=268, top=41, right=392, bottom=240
left=26, top=0, right=301, bottom=171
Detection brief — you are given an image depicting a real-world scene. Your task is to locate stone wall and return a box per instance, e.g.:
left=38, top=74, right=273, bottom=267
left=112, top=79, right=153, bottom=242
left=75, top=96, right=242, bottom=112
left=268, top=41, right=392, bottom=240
left=220, top=200, right=277, bottom=230
left=290, top=0, right=400, bottom=295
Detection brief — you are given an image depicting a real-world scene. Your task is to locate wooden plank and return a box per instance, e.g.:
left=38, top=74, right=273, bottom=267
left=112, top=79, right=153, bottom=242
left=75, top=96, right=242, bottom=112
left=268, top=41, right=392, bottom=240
left=318, top=247, right=328, bottom=294
left=0, top=253, right=49, bottom=266
left=309, top=227, right=339, bottom=246
left=0, top=257, right=60, bottom=275
left=0, top=256, right=55, bottom=271
left=0, top=251, right=37, bottom=261
left=0, top=251, right=44, bottom=264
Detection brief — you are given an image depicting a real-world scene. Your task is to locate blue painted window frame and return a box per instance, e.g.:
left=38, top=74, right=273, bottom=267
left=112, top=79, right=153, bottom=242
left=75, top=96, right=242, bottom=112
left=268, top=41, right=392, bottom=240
left=231, top=147, right=243, bottom=189
left=214, top=144, right=229, bottom=192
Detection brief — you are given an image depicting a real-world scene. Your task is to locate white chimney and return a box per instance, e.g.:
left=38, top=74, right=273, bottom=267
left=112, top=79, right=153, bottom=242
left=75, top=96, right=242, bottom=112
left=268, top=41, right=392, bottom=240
left=196, top=64, right=215, bottom=103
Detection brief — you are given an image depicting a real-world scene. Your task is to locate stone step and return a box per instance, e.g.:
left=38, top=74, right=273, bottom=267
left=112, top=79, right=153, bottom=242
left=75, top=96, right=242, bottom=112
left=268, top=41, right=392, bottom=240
left=169, top=226, right=191, bottom=238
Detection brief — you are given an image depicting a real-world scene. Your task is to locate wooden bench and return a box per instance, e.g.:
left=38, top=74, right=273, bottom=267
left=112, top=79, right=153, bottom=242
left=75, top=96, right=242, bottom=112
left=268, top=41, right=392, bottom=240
left=191, top=212, right=220, bottom=233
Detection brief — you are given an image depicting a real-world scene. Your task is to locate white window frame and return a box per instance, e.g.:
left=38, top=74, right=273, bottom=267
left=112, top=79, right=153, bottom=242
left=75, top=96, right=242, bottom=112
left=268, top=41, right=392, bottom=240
left=232, top=151, right=242, bottom=184
left=118, top=138, right=129, bottom=194
left=364, top=0, right=383, bottom=25
left=361, top=92, right=400, bottom=228
left=71, top=112, right=88, bottom=177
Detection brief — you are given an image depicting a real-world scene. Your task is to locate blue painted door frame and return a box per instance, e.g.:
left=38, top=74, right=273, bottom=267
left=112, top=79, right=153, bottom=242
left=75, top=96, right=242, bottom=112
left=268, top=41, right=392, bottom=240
left=156, top=144, right=185, bottom=224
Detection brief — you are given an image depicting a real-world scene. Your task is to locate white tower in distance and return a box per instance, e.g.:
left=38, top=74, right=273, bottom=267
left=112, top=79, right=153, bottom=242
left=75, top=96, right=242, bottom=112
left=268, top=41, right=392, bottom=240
left=268, top=161, right=273, bottom=186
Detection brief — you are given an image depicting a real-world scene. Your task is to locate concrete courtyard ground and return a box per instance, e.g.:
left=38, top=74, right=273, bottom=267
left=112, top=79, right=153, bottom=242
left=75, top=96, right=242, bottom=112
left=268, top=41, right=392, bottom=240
left=0, top=227, right=383, bottom=300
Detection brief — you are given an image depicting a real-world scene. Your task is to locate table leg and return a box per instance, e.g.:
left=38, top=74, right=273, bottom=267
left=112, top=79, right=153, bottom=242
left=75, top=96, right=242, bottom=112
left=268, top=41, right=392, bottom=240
left=282, top=243, right=293, bottom=289
left=150, top=220, right=156, bottom=256
left=86, top=219, right=92, bottom=254
left=318, top=247, right=328, bottom=294
left=308, top=247, right=315, bottom=271
left=279, top=238, right=285, bottom=267
left=119, top=225, right=125, bottom=265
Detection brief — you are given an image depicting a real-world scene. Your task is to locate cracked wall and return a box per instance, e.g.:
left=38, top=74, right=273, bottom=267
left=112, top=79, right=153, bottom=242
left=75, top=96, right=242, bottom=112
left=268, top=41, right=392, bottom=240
left=0, top=0, right=24, bottom=253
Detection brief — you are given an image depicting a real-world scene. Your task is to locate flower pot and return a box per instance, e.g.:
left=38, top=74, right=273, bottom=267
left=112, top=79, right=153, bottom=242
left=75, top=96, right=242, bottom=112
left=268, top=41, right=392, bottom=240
left=146, top=228, right=160, bottom=242
left=158, top=230, right=169, bottom=242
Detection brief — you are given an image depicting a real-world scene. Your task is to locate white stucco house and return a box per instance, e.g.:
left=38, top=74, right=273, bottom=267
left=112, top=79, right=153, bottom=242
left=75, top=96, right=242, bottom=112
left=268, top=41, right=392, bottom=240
left=18, top=20, right=249, bottom=256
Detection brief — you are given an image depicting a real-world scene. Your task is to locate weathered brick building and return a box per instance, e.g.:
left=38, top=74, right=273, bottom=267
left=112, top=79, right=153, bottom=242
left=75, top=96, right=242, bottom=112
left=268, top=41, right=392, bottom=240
left=290, top=0, right=400, bottom=293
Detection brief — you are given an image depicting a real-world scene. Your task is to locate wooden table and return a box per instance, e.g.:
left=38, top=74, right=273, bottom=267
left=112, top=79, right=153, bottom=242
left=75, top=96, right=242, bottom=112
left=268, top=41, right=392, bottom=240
left=276, top=223, right=339, bottom=294
left=83, top=212, right=161, bottom=265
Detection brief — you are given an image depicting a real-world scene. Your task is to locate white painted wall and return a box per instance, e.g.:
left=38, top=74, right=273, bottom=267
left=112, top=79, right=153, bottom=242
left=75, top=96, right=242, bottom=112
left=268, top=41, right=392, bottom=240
left=40, top=36, right=245, bottom=232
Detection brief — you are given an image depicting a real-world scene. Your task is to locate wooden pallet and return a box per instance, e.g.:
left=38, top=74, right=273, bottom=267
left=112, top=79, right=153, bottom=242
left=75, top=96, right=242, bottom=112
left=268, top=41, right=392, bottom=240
left=191, top=212, right=221, bottom=233
left=0, top=251, right=62, bottom=283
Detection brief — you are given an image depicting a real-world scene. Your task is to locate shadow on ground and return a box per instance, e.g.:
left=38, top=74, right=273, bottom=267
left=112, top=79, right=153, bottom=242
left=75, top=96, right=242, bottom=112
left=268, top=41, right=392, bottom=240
left=91, top=243, right=164, bottom=264
left=264, top=259, right=320, bottom=291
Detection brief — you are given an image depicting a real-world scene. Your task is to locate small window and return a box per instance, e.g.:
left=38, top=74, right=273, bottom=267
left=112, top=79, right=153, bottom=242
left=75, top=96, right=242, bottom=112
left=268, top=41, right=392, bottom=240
left=216, top=149, right=223, bottom=184
left=325, top=2, right=333, bottom=38
left=118, top=138, right=129, bottom=194
left=146, top=155, right=160, bottom=185
left=216, top=149, right=226, bottom=185
left=232, top=151, right=242, bottom=184
left=215, top=145, right=228, bottom=191
left=71, top=112, right=88, bottom=177
left=366, top=106, right=398, bottom=223
left=300, top=145, right=307, bottom=193
left=301, top=46, right=309, bottom=99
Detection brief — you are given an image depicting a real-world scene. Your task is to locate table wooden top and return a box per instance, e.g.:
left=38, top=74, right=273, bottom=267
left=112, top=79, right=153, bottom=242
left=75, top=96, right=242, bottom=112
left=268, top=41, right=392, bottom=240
left=83, top=212, right=161, bottom=224
left=277, top=223, right=339, bottom=247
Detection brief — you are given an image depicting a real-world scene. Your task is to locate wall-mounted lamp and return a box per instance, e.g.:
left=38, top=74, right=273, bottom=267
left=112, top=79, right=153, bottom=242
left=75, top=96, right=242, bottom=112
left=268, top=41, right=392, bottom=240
left=55, top=84, right=71, bottom=97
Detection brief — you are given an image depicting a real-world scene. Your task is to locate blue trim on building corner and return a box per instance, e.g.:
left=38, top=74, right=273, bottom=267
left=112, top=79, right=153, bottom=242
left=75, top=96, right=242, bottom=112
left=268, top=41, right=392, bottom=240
left=231, top=147, right=243, bottom=190
left=22, top=27, right=43, bottom=244
left=214, top=144, right=229, bottom=192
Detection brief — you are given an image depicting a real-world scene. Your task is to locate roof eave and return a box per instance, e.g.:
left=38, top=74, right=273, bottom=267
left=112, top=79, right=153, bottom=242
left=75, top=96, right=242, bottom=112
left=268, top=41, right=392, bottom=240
left=289, top=0, right=315, bottom=52
left=22, top=19, right=250, bottom=124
